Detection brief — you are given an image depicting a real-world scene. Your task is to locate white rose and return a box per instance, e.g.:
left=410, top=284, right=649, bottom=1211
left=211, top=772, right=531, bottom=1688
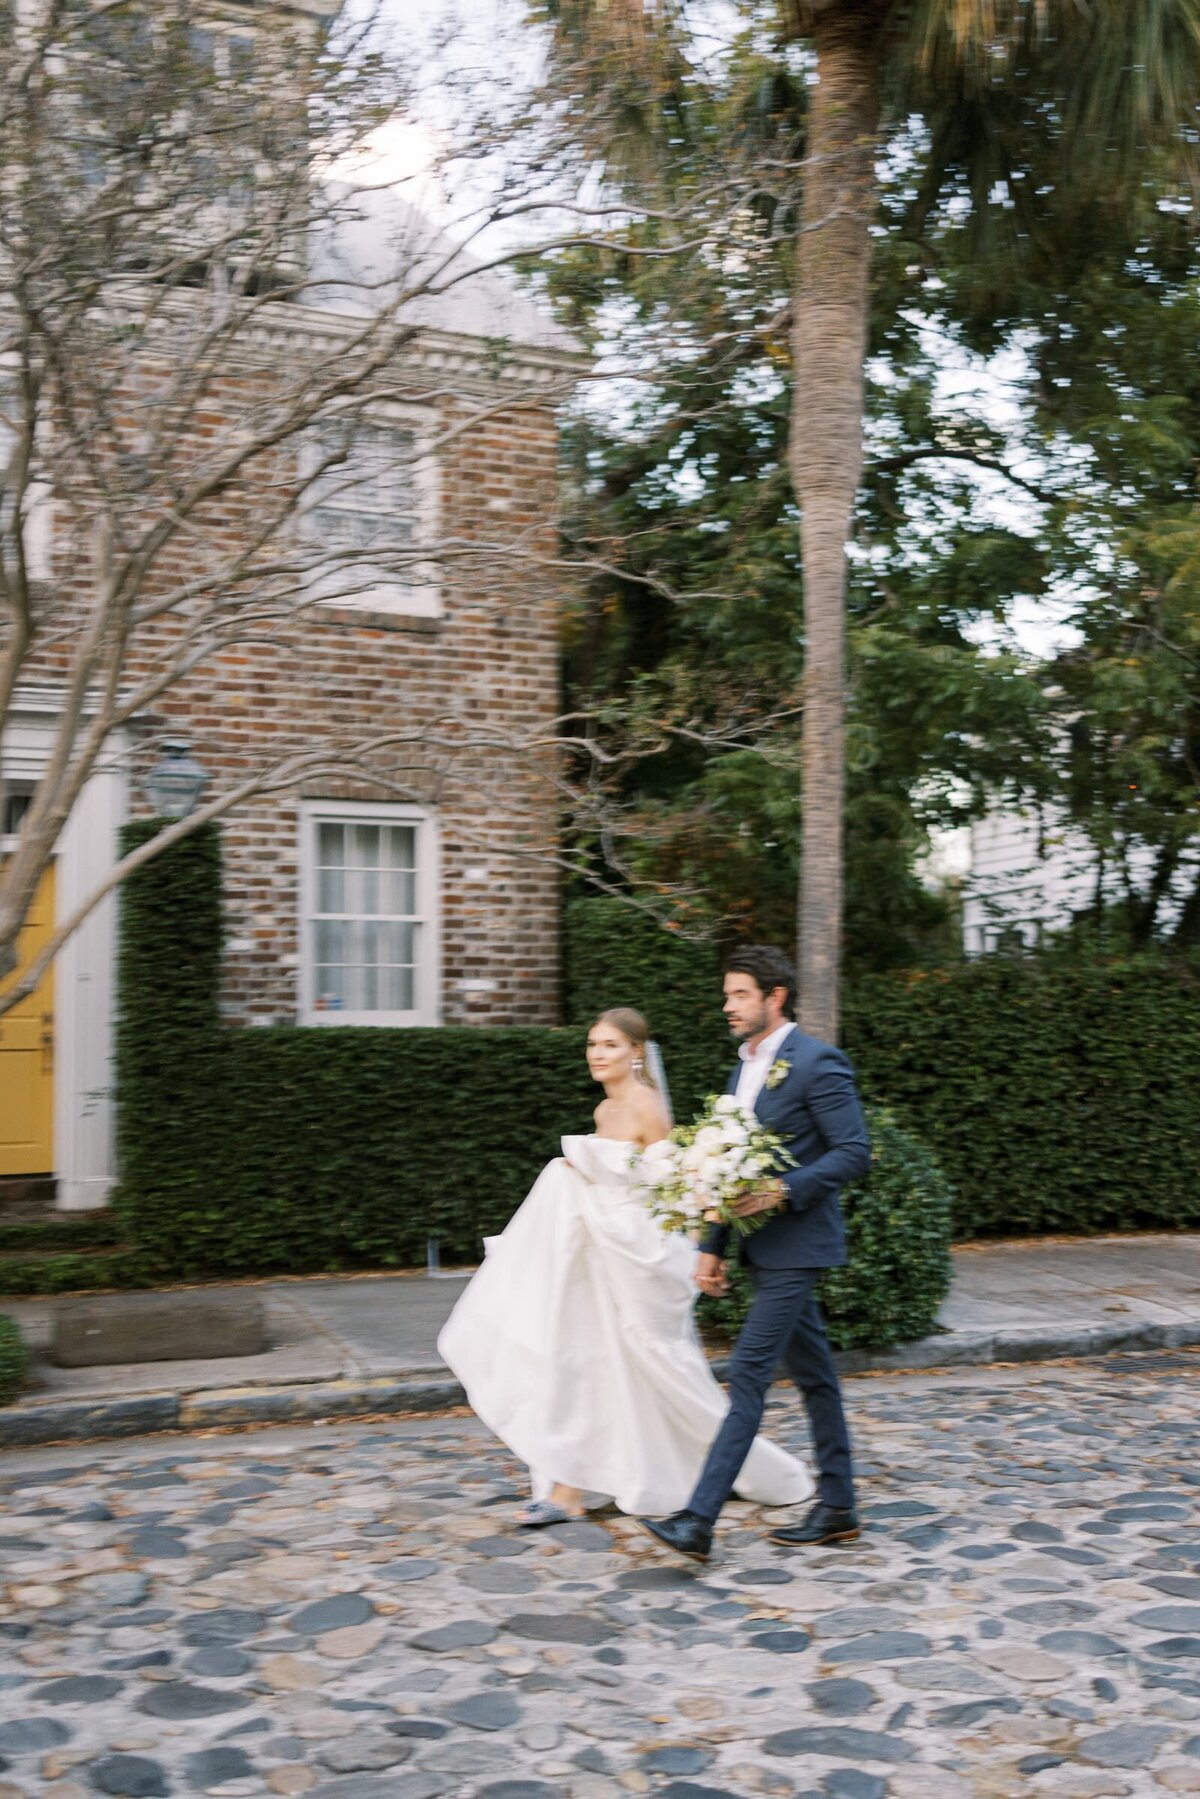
left=694, top=1126, right=724, bottom=1156
left=713, top=1095, right=741, bottom=1115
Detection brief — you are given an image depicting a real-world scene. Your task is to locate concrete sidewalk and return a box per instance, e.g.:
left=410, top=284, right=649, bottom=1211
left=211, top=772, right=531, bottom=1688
left=2, top=1231, right=1199, bottom=1448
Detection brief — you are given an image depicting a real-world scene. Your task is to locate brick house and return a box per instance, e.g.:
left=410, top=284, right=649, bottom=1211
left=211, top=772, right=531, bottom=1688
left=2, top=177, right=581, bottom=1208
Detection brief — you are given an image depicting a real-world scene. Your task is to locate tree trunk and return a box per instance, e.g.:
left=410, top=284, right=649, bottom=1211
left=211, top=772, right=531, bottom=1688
left=1131, top=840, right=1180, bottom=947
left=790, top=8, right=883, bottom=1043
left=1172, top=863, right=1200, bottom=947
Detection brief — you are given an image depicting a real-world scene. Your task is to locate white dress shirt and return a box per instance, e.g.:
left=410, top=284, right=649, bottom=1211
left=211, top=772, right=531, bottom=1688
left=734, top=1022, right=794, bottom=1113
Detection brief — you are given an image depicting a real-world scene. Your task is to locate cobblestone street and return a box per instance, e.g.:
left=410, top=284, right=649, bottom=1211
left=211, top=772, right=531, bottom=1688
left=3, top=1352, right=1200, bottom=1799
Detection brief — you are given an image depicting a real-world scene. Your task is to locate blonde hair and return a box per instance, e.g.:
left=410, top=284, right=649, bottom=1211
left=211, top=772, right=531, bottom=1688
left=592, top=1007, right=658, bottom=1090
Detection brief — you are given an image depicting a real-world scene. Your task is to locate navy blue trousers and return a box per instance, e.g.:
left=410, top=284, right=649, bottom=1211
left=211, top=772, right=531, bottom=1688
left=688, top=1264, right=855, bottom=1522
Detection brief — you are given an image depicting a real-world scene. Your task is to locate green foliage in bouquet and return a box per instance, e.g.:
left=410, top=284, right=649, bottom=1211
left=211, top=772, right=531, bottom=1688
left=697, top=1105, right=954, bottom=1353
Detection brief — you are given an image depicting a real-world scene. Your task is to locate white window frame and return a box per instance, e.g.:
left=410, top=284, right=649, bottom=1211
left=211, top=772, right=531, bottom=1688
left=298, top=800, right=441, bottom=1027
left=301, top=402, right=441, bottom=619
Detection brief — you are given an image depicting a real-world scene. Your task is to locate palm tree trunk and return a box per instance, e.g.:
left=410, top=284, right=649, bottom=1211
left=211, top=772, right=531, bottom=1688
left=790, top=8, right=883, bottom=1042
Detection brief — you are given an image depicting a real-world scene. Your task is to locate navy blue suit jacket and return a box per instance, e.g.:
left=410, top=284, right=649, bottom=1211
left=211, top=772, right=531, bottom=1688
left=700, top=1026, right=870, bottom=1270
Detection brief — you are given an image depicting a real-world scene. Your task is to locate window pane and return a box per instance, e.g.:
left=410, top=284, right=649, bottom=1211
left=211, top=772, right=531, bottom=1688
left=379, top=921, right=416, bottom=967
left=317, top=865, right=344, bottom=913
left=3, top=788, right=34, bottom=836
left=310, top=815, right=425, bottom=1016
left=382, top=869, right=416, bottom=915
left=348, top=823, right=378, bottom=867
left=379, top=964, right=415, bottom=1011
left=315, top=966, right=346, bottom=1010
left=311, top=423, right=417, bottom=561
left=315, top=920, right=346, bottom=965
left=229, top=33, right=255, bottom=78
left=346, top=864, right=379, bottom=916
left=318, top=821, right=345, bottom=867
left=383, top=826, right=416, bottom=869
left=187, top=26, right=216, bottom=68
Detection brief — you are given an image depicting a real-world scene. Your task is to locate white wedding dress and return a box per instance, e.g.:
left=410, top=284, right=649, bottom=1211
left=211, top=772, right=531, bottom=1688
left=437, top=1135, right=813, bottom=1516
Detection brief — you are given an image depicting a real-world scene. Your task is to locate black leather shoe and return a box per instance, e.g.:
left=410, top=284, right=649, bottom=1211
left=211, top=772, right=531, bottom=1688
left=769, top=1501, right=859, bottom=1547
left=636, top=1510, right=713, bottom=1561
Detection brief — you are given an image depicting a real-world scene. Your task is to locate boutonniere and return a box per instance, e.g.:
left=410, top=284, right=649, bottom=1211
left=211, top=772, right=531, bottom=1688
left=765, top=1058, right=790, bottom=1091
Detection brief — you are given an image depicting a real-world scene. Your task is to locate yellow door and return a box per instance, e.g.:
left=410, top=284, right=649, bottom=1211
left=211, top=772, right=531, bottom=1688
left=0, top=863, right=55, bottom=1176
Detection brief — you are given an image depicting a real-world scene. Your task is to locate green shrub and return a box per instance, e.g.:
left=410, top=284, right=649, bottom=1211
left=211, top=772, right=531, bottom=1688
left=845, top=955, right=1200, bottom=1238
left=114, top=819, right=225, bottom=1262
left=0, top=1314, right=27, bottom=1405
left=570, top=903, right=1200, bottom=1240
left=564, top=898, right=729, bottom=1121
left=0, top=1252, right=148, bottom=1299
left=0, top=1212, right=120, bottom=1254
left=151, top=1025, right=597, bottom=1276
left=112, top=851, right=1199, bottom=1314
left=697, top=1105, right=954, bottom=1351
left=819, top=1106, right=954, bottom=1348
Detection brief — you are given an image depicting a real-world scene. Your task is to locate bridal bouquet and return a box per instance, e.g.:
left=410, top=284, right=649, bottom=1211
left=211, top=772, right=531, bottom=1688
left=634, top=1094, right=795, bottom=1238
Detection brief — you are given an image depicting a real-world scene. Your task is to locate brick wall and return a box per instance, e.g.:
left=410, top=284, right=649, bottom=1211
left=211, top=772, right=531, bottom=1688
left=32, top=345, right=567, bottom=1029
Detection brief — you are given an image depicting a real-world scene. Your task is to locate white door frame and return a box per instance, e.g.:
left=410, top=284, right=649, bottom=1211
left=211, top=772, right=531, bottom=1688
left=3, top=688, right=125, bottom=1210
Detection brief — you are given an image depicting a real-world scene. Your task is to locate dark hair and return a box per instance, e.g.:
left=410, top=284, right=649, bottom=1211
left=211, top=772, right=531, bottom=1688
left=723, top=944, right=797, bottom=1020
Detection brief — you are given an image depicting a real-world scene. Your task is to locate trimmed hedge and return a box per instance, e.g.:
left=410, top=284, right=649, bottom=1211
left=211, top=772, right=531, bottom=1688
left=0, top=1251, right=147, bottom=1299
left=113, top=855, right=1200, bottom=1302
left=568, top=900, right=1200, bottom=1237
left=112, top=846, right=952, bottom=1354
left=114, top=819, right=225, bottom=1264
left=0, top=1212, right=120, bottom=1255
left=115, top=824, right=600, bottom=1274
left=820, top=1105, right=954, bottom=1349
left=845, top=955, right=1200, bottom=1238
left=0, top=1314, right=27, bottom=1405
left=166, top=1025, right=597, bottom=1276
left=564, top=898, right=729, bottom=1120
left=697, top=1105, right=955, bottom=1351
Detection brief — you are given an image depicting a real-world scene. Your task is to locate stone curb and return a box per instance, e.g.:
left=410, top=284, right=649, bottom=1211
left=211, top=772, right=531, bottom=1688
left=2, top=1318, right=1199, bottom=1449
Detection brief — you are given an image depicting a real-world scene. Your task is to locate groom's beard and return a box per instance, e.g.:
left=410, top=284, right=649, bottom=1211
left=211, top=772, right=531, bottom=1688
left=729, top=1008, right=769, bottom=1040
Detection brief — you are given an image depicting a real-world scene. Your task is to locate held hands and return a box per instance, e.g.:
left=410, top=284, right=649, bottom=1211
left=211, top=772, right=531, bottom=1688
left=695, top=1253, right=729, bottom=1297
left=732, top=1178, right=787, bottom=1219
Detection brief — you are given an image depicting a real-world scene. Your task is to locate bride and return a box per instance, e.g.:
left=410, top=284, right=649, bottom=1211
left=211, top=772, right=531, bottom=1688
left=437, top=1007, right=813, bottom=1525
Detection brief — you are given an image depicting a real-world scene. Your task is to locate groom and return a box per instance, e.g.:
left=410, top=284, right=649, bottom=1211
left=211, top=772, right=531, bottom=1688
left=639, top=944, right=870, bottom=1559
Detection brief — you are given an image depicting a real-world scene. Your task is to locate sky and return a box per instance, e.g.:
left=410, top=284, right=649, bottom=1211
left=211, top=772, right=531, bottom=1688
left=340, top=0, right=543, bottom=228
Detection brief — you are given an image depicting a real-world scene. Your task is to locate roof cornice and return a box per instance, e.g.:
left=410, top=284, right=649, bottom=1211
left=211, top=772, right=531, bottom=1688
left=0, top=287, right=587, bottom=398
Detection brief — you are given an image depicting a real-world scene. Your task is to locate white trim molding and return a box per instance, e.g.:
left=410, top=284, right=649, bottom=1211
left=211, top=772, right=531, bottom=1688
left=2, top=692, right=126, bottom=1210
